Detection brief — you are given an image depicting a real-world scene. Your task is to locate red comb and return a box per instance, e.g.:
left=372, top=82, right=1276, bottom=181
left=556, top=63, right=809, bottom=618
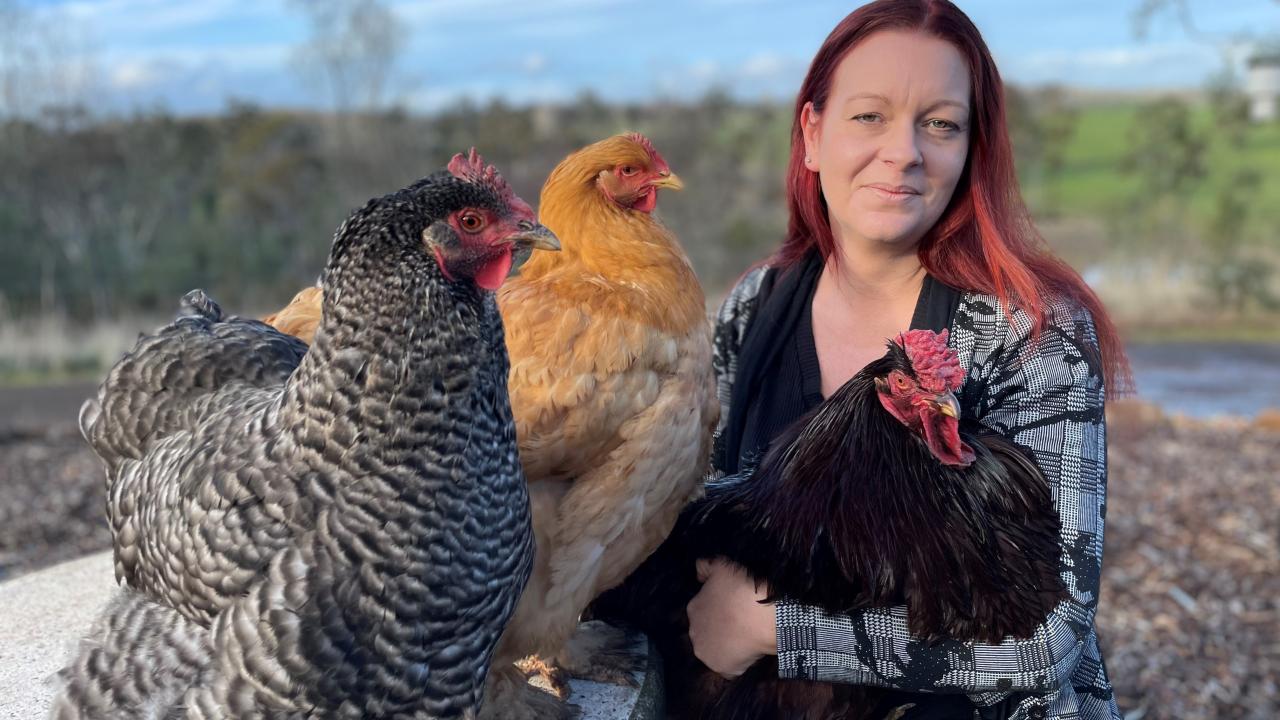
left=624, top=132, right=668, bottom=169
left=896, top=329, right=963, bottom=393
left=447, top=148, right=532, bottom=217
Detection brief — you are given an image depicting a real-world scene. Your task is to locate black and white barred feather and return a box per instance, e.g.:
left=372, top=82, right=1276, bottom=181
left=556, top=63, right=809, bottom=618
left=53, top=171, right=537, bottom=719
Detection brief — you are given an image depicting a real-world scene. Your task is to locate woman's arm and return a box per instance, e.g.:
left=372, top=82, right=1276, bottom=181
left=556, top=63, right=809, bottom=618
left=773, top=295, right=1109, bottom=699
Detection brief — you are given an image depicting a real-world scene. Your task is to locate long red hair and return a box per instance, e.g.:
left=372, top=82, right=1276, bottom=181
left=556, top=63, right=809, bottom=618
left=777, top=0, right=1131, bottom=395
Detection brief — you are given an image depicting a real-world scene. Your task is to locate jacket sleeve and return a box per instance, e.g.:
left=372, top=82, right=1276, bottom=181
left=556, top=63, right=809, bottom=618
left=774, top=295, right=1110, bottom=705
left=710, top=266, right=770, bottom=472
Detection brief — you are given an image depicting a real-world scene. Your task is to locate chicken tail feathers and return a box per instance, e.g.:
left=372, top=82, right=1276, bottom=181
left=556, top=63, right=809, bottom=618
left=81, top=289, right=307, bottom=475
left=179, top=289, right=223, bottom=323
left=77, top=397, right=101, bottom=452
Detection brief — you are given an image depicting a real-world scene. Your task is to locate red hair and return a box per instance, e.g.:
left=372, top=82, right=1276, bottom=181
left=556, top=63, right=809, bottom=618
left=777, top=0, right=1131, bottom=395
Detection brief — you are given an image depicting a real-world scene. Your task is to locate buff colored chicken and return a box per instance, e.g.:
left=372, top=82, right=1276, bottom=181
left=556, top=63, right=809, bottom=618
left=264, top=134, right=719, bottom=719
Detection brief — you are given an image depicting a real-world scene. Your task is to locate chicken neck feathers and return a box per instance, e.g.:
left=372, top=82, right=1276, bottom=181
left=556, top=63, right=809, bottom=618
left=512, top=147, right=706, bottom=338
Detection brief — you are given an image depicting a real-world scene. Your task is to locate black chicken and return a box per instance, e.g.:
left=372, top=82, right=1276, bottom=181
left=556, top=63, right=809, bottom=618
left=592, top=329, right=1068, bottom=720
left=51, top=152, right=559, bottom=719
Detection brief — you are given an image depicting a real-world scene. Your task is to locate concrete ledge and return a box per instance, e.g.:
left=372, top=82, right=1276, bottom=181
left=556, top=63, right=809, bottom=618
left=0, top=552, right=117, bottom=719
left=0, top=552, right=659, bottom=719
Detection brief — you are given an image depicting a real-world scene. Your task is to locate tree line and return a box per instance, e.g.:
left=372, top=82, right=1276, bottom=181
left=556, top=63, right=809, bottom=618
left=2, top=84, right=1123, bottom=323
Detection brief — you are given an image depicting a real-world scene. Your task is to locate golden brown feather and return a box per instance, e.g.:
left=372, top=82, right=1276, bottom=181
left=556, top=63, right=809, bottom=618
left=260, top=286, right=322, bottom=342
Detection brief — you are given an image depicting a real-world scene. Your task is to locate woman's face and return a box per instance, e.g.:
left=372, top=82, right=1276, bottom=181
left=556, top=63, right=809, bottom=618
left=802, top=30, right=971, bottom=253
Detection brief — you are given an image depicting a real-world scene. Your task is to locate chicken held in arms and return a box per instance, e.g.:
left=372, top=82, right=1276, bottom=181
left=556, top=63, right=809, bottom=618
left=264, top=133, right=719, bottom=719
left=51, top=152, right=558, bottom=720
left=592, top=329, right=1069, bottom=720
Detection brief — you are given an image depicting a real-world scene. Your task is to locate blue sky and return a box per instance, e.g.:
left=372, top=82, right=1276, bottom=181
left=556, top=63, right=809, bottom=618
left=23, top=0, right=1280, bottom=114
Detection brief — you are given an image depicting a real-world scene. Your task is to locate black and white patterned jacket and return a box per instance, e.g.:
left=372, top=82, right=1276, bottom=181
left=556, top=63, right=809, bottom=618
left=710, top=264, right=1121, bottom=720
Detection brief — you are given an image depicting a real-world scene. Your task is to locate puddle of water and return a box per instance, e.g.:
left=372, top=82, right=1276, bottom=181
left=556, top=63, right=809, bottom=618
left=1127, top=343, right=1280, bottom=419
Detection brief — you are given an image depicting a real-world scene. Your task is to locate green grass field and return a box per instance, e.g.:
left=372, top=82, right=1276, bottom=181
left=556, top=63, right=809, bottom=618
left=1030, top=99, right=1280, bottom=236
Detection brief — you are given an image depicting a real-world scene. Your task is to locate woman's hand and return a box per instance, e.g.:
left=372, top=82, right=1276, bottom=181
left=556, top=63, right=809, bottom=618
left=686, top=557, right=778, bottom=678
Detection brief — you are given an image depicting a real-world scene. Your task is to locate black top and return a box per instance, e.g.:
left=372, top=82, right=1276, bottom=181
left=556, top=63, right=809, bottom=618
left=732, top=249, right=961, bottom=473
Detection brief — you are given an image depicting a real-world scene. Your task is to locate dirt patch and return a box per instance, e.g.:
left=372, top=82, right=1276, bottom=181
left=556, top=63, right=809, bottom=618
left=0, top=383, right=107, bottom=580
left=0, top=422, right=107, bottom=582
left=1, top=382, right=98, bottom=431
left=1100, top=412, right=1279, bottom=720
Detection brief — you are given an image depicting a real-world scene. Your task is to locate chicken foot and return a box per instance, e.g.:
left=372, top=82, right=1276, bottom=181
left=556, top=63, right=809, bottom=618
left=552, top=620, right=644, bottom=688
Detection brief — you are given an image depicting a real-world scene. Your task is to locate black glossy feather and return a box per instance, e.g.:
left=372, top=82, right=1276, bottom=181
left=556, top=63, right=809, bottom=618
left=594, top=343, right=1067, bottom=720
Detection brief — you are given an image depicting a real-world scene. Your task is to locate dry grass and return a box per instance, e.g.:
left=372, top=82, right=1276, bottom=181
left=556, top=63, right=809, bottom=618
left=0, top=315, right=156, bottom=384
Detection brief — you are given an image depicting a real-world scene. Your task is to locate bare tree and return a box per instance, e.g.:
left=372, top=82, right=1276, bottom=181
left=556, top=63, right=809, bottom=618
left=1132, top=0, right=1202, bottom=41
left=288, top=0, right=419, bottom=220
left=0, top=0, right=96, bottom=119
left=291, top=0, right=407, bottom=114
left=1132, top=0, right=1278, bottom=63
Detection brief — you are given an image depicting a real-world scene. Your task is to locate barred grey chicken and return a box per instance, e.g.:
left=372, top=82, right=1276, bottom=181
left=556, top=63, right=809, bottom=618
left=50, top=151, right=559, bottom=719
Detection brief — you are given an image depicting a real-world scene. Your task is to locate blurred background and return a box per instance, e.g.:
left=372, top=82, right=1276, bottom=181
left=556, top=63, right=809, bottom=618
left=0, top=1, right=1275, bottom=718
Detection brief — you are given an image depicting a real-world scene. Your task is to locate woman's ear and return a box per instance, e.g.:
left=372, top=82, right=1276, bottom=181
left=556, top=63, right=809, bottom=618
left=800, top=101, right=821, bottom=172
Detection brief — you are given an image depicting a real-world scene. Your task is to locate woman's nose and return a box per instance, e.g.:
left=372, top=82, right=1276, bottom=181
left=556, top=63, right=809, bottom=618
left=879, top=122, right=923, bottom=168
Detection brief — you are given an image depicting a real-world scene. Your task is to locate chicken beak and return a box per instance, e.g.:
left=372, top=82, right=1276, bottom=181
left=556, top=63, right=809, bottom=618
left=649, top=170, right=684, bottom=191
left=933, top=391, right=961, bottom=419
left=507, top=222, right=561, bottom=252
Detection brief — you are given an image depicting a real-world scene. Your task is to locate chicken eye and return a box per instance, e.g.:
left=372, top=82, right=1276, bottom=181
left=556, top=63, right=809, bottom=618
left=619, top=165, right=639, bottom=177
left=894, top=374, right=911, bottom=389
left=458, top=212, right=486, bottom=233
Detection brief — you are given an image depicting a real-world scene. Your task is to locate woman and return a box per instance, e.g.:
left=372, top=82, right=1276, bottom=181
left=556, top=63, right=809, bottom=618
left=685, top=1, right=1128, bottom=719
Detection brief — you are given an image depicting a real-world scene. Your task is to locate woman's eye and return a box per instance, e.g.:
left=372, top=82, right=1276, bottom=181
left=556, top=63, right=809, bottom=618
left=852, top=113, right=882, bottom=124
left=459, top=213, right=485, bottom=232
left=926, top=118, right=960, bottom=132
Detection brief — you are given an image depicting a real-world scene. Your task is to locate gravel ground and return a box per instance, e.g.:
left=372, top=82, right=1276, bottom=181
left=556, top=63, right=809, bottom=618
left=0, top=387, right=1275, bottom=719
left=1100, top=406, right=1279, bottom=720
left=0, top=421, right=107, bottom=583
left=0, top=382, right=109, bottom=582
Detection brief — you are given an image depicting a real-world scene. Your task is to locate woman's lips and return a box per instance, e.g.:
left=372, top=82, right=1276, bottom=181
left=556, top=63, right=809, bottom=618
left=865, top=184, right=922, bottom=202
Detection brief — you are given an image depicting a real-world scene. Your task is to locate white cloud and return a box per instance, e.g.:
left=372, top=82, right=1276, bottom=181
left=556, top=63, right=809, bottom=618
left=689, top=60, right=720, bottom=82
left=392, top=0, right=624, bottom=25
left=740, top=53, right=787, bottom=79
left=108, top=59, right=162, bottom=89
left=58, top=0, right=279, bottom=38
left=1006, top=40, right=1231, bottom=88
left=1022, top=42, right=1217, bottom=72
left=648, top=51, right=807, bottom=101
left=101, top=43, right=291, bottom=74
left=522, top=52, right=548, bottom=74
